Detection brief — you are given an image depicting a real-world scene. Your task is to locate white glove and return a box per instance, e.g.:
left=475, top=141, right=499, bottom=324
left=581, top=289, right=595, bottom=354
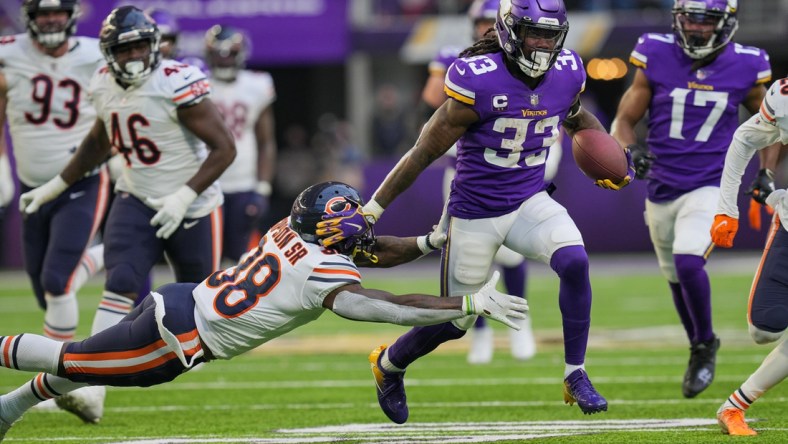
left=146, top=186, right=198, bottom=239
left=0, top=154, right=14, bottom=208
left=107, top=154, right=125, bottom=182
left=766, top=189, right=788, bottom=226
left=19, top=175, right=68, bottom=214
left=416, top=208, right=450, bottom=254
left=462, top=271, right=529, bottom=330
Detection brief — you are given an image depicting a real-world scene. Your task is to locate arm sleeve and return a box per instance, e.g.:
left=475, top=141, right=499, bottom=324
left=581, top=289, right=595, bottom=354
left=717, top=113, right=782, bottom=217
left=331, top=290, right=464, bottom=326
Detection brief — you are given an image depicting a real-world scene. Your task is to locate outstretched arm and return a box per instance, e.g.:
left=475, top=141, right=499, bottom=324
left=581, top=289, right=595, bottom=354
left=610, top=69, right=651, bottom=147
left=322, top=271, right=527, bottom=329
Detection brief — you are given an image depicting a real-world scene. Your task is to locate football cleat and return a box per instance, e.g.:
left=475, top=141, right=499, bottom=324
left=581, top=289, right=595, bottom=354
left=510, top=317, right=536, bottom=361
left=563, top=369, right=608, bottom=414
left=30, top=398, right=59, bottom=411
left=683, top=336, right=720, bottom=398
left=369, top=345, right=408, bottom=424
left=717, top=408, right=757, bottom=436
left=55, top=386, right=105, bottom=424
left=467, top=326, right=494, bottom=364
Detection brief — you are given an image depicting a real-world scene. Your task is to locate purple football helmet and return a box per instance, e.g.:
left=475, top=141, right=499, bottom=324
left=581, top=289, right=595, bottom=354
left=672, top=0, right=738, bottom=59
left=495, top=0, right=569, bottom=78
left=468, top=0, right=498, bottom=22
left=22, top=0, right=81, bottom=48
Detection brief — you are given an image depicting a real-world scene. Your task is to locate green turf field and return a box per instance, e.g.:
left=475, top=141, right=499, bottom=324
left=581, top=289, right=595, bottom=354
left=0, top=259, right=786, bottom=443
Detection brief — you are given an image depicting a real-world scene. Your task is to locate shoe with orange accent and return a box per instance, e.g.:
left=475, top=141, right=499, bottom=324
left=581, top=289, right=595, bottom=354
left=369, top=345, right=408, bottom=424
left=55, top=386, right=105, bottom=424
left=718, top=408, right=757, bottom=436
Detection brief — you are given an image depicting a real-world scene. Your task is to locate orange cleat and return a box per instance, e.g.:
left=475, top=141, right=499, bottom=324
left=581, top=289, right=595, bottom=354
left=717, top=408, right=757, bottom=436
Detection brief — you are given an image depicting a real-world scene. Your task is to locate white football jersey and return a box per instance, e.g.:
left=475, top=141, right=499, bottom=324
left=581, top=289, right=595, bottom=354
left=192, top=217, right=361, bottom=359
left=718, top=78, right=788, bottom=218
left=88, top=59, right=222, bottom=218
left=0, top=34, right=103, bottom=187
left=211, top=70, right=276, bottom=193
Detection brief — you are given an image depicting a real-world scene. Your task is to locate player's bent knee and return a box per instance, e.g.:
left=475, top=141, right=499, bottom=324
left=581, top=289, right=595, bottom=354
left=106, top=263, right=144, bottom=295
left=749, top=323, right=784, bottom=344
left=550, top=246, right=588, bottom=277
left=40, top=269, right=70, bottom=295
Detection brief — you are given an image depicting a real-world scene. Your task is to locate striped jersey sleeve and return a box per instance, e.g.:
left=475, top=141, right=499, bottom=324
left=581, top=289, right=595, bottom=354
left=444, top=58, right=477, bottom=106
left=307, top=260, right=361, bottom=285
left=169, top=64, right=211, bottom=107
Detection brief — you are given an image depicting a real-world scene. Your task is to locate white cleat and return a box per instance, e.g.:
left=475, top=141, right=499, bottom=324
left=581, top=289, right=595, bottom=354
left=510, top=316, right=536, bottom=361
left=467, top=326, right=494, bottom=364
left=55, top=386, right=105, bottom=424
left=30, top=398, right=59, bottom=411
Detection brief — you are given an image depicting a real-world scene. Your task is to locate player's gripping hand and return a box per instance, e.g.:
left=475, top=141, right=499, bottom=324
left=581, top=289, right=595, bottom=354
left=146, top=186, right=198, bottom=239
left=710, top=214, right=739, bottom=248
left=766, top=189, right=788, bottom=227
left=463, top=271, right=528, bottom=330
left=416, top=209, right=450, bottom=254
left=595, top=147, right=635, bottom=191
left=316, top=206, right=374, bottom=247
left=19, top=175, right=68, bottom=214
left=747, top=168, right=775, bottom=205
left=628, top=144, right=655, bottom=180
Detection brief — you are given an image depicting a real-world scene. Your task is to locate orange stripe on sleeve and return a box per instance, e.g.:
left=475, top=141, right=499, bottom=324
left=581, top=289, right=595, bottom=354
left=313, top=268, right=361, bottom=279
left=760, top=103, right=776, bottom=122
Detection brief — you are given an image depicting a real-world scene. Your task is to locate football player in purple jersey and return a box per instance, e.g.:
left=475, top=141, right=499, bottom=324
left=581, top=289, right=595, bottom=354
left=611, top=0, right=778, bottom=399
left=320, top=0, right=631, bottom=422
left=422, top=0, right=537, bottom=365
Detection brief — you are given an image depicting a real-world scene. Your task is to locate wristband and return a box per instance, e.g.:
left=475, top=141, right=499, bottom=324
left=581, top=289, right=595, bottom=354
left=362, top=199, right=385, bottom=222
left=255, top=181, right=273, bottom=196
left=461, top=294, right=475, bottom=315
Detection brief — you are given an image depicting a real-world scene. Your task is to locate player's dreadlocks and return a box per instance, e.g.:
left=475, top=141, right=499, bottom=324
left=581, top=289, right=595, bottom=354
left=459, top=29, right=501, bottom=58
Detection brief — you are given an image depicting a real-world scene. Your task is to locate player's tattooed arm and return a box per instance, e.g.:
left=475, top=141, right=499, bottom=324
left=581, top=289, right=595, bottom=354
left=371, top=98, right=477, bottom=208
left=60, top=118, right=112, bottom=184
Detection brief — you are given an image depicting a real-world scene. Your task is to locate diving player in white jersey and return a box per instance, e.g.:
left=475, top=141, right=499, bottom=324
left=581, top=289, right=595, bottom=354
left=18, top=6, right=236, bottom=423
left=0, top=181, right=528, bottom=441
left=711, top=78, right=788, bottom=435
left=205, top=25, right=278, bottom=262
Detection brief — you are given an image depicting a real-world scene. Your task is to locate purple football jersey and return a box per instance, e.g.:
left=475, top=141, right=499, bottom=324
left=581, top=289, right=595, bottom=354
left=630, top=33, right=771, bottom=202
left=444, top=50, right=585, bottom=219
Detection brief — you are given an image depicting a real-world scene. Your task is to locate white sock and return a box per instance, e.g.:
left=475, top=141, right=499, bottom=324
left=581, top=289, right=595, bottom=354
left=70, top=244, right=105, bottom=292
left=43, top=293, right=78, bottom=341
left=91, top=292, right=134, bottom=335
left=565, top=363, right=585, bottom=379
left=0, top=335, right=61, bottom=373
left=0, top=373, right=87, bottom=423
left=722, top=338, right=788, bottom=411
left=380, top=349, right=404, bottom=373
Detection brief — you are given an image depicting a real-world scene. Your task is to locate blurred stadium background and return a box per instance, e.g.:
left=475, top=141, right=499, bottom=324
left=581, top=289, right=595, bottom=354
left=1, top=0, right=787, bottom=265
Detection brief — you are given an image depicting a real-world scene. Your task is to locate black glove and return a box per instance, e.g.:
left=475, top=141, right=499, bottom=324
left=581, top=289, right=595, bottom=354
left=746, top=168, right=775, bottom=205
left=628, top=144, right=655, bottom=180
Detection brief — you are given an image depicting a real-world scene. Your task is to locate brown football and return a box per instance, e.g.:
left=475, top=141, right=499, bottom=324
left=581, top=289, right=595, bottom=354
left=571, top=129, right=628, bottom=182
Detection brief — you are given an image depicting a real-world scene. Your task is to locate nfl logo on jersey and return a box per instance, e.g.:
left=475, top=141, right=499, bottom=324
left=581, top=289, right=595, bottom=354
left=530, top=94, right=540, bottom=106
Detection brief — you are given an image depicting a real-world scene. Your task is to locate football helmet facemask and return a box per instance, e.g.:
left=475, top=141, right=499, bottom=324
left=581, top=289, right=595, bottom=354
left=99, top=6, right=161, bottom=87
left=495, top=0, right=569, bottom=78
left=290, top=182, right=377, bottom=259
left=22, top=0, right=81, bottom=49
left=672, top=0, right=738, bottom=59
left=205, top=25, right=248, bottom=82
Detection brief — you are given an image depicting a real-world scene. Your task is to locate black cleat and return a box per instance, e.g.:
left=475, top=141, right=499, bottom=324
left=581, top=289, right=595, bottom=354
left=682, top=336, right=720, bottom=398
